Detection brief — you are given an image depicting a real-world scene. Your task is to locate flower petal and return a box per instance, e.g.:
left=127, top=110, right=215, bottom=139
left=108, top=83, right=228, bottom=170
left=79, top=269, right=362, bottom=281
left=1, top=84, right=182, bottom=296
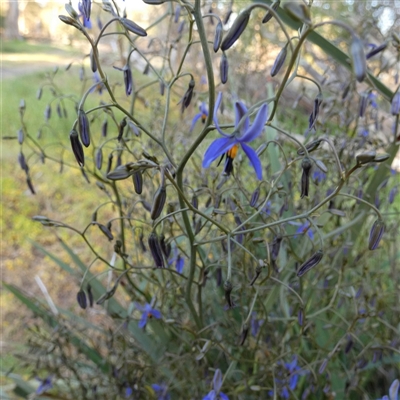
left=190, top=113, right=202, bottom=132
left=151, top=309, right=162, bottom=319
left=203, top=137, right=236, bottom=168
left=138, top=313, right=148, bottom=328
left=234, top=101, right=249, bottom=134
left=239, top=103, right=268, bottom=143
left=213, top=92, right=224, bottom=135
left=241, top=143, right=262, bottom=180
left=200, top=102, right=208, bottom=114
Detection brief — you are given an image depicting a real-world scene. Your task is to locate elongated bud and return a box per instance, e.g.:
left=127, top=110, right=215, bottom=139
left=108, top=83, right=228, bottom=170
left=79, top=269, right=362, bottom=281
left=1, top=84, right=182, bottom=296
left=368, top=219, right=384, bottom=250
left=119, top=18, right=147, bottom=36
left=70, top=130, right=84, bottom=166
left=298, top=309, right=304, bottom=326
left=220, top=52, right=229, bottom=84
left=95, top=148, right=103, bottom=170
left=356, top=150, right=376, bottom=165
left=143, top=0, right=165, bottom=4
left=249, top=264, right=263, bottom=286
left=148, top=232, right=164, bottom=268
left=366, top=42, right=387, bottom=59
left=221, top=9, right=250, bottom=51
left=97, top=223, right=114, bottom=240
left=151, top=186, right=166, bottom=220
left=89, top=48, right=97, bottom=73
left=37, top=88, right=43, bottom=100
left=78, top=109, right=90, bottom=147
left=262, top=1, right=280, bottom=24
left=297, top=250, right=324, bottom=277
left=118, top=117, right=127, bottom=142
left=174, top=5, right=181, bottom=23
left=318, top=358, right=328, bottom=374
left=106, top=153, right=113, bottom=174
left=132, top=171, right=143, bottom=194
left=18, top=152, right=29, bottom=173
left=17, top=129, right=24, bottom=145
left=283, top=2, right=311, bottom=24
left=44, top=104, right=51, bottom=121
left=107, top=165, right=132, bottom=181
left=350, top=37, right=367, bottom=82
left=224, top=280, right=236, bottom=309
left=59, top=15, right=82, bottom=30
left=250, top=188, right=260, bottom=207
left=87, top=284, right=94, bottom=307
left=160, top=235, right=171, bottom=258
left=270, top=236, right=282, bottom=260
left=160, top=80, right=165, bottom=96
left=271, top=44, right=287, bottom=77
left=344, top=336, right=353, bottom=354
left=224, top=8, right=232, bottom=25
left=213, top=21, right=223, bottom=52
left=239, top=323, right=249, bottom=346
left=181, top=79, right=195, bottom=113
left=373, top=153, right=389, bottom=163
left=101, top=119, right=108, bottom=137
left=123, top=65, right=133, bottom=96
left=297, top=138, right=322, bottom=156
left=300, top=157, right=312, bottom=198
left=77, top=290, right=87, bottom=309
left=391, top=91, right=400, bottom=115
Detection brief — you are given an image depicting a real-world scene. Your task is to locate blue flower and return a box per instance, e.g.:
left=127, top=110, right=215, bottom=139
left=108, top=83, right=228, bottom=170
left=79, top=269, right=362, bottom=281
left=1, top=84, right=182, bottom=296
left=376, top=378, right=399, bottom=400
left=250, top=312, right=264, bottom=337
left=92, top=72, right=104, bottom=95
left=312, top=169, right=326, bottom=184
left=125, top=386, right=133, bottom=398
left=190, top=102, right=209, bottom=131
left=368, top=92, right=378, bottom=108
left=269, top=356, right=302, bottom=399
left=135, top=303, right=162, bottom=328
left=36, top=376, right=53, bottom=395
left=168, top=246, right=185, bottom=274
left=151, top=383, right=171, bottom=400
left=291, top=221, right=314, bottom=240
left=202, top=92, right=268, bottom=180
left=78, top=1, right=92, bottom=28
left=203, top=369, right=229, bottom=400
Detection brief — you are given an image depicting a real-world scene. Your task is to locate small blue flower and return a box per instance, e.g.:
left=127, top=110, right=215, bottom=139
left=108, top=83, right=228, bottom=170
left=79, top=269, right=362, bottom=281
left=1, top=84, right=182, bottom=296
left=36, top=376, right=53, bottom=395
left=269, top=356, right=302, bottom=399
left=312, top=169, right=326, bottom=184
left=78, top=1, right=92, bottom=28
left=368, top=92, right=378, bottom=108
left=151, top=383, right=171, bottom=400
left=203, top=369, right=229, bottom=400
left=359, top=128, right=369, bottom=137
left=92, top=72, right=104, bottom=95
left=168, top=246, right=185, bottom=274
left=291, top=221, right=314, bottom=240
left=376, top=378, right=399, bottom=400
left=190, top=102, right=209, bottom=131
left=135, top=303, right=162, bottom=328
left=202, top=92, right=268, bottom=180
left=125, top=386, right=133, bottom=398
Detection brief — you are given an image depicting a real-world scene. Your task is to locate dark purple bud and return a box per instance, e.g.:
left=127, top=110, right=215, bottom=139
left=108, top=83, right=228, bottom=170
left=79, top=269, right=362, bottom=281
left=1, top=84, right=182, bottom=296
left=239, top=323, right=249, bottom=346
left=181, top=79, right=195, bottom=113
left=224, top=280, right=236, bottom=309
left=297, top=250, right=324, bottom=277
left=220, top=10, right=251, bottom=51
left=283, top=2, right=311, bottom=24
left=318, top=358, right=328, bottom=374
left=300, top=157, right=312, bottom=198
left=98, top=223, right=114, bottom=241
left=26, top=177, right=36, bottom=194
left=37, top=88, right=43, bottom=100
left=220, top=52, right=229, bottom=84
left=391, top=91, right=400, bottom=115
left=160, top=80, right=165, bottom=96
left=368, top=219, right=384, bottom=250
left=87, top=284, right=94, bottom=307
left=358, top=92, right=370, bottom=117
left=366, top=42, right=387, bottom=59
left=119, top=18, right=147, bottom=36
left=143, top=0, right=165, bottom=4
left=17, top=129, right=24, bottom=145
left=224, top=8, right=232, bottom=25
left=151, top=185, right=166, bottom=220
left=70, top=129, right=85, bottom=166
left=373, top=153, right=390, bottom=163
left=308, top=93, right=322, bottom=130
left=96, top=148, right=103, bottom=170
left=18, top=152, right=29, bottom=173
left=298, top=309, right=304, bottom=326
left=89, top=48, right=97, bottom=73
left=350, top=37, right=367, bottom=82
left=44, top=104, right=51, bottom=121
left=118, top=118, right=127, bottom=142
left=177, top=20, right=185, bottom=34
left=97, top=16, right=103, bottom=30
left=262, top=1, right=280, bottom=24
left=106, top=153, right=113, bottom=174
left=216, top=267, right=222, bottom=286
left=107, top=165, right=131, bottom=181
left=148, top=232, right=164, bottom=268
left=372, top=349, right=382, bottom=363
left=356, top=150, right=376, bottom=165
left=344, top=336, right=353, bottom=353
left=270, top=236, right=282, bottom=261
left=213, top=21, right=223, bottom=52
left=56, top=103, right=62, bottom=118
left=389, top=187, right=398, bottom=204
left=249, top=264, right=262, bottom=286
left=78, top=109, right=91, bottom=147
left=139, top=232, right=147, bottom=252
left=143, top=63, right=150, bottom=75
left=79, top=66, right=84, bottom=81
left=77, top=290, right=87, bottom=309
left=101, top=119, right=108, bottom=137
left=123, top=65, right=133, bottom=96
left=132, top=171, right=143, bottom=194
left=250, top=187, right=260, bottom=207
left=271, top=44, right=287, bottom=77
left=174, top=5, right=181, bottom=23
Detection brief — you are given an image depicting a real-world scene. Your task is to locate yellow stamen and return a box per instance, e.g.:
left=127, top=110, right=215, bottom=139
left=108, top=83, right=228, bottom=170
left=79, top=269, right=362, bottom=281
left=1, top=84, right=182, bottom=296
left=227, top=144, right=239, bottom=159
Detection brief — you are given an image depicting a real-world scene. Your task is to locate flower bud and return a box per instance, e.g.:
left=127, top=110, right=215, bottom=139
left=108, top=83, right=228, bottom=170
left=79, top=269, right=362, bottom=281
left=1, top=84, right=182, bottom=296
left=221, top=9, right=251, bottom=51
left=297, top=138, right=322, bottom=156
left=89, top=48, right=97, bottom=73
left=300, top=157, right=312, bottom=198
left=148, top=232, right=164, bottom=268
left=356, top=150, right=376, bottom=165
left=107, top=165, right=132, bottom=181
left=391, top=91, right=400, bottom=115
left=271, top=44, right=287, bottom=77
left=180, top=79, right=195, bottom=113
left=368, top=219, right=384, bottom=250
left=297, top=250, right=324, bottom=277
left=358, top=92, right=368, bottom=117
left=101, top=119, right=108, bottom=137
left=44, top=104, right=51, bottom=121
left=250, top=187, right=260, bottom=207
left=87, top=284, right=94, bottom=307
left=123, top=65, right=133, bottom=96
left=224, top=280, right=236, bottom=309
left=350, top=37, right=367, bottom=82
left=26, top=177, right=35, bottom=194
left=18, top=152, right=29, bottom=173
left=36, top=88, right=43, bottom=100
left=220, top=52, right=229, bottom=84
left=318, top=358, right=328, bottom=374
left=213, top=21, right=223, bottom=52
left=298, top=309, right=303, bottom=326
left=373, top=153, right=390, bottom=163
left=78, top=109, right=91, bottom=147
left=119, top=18, right=147, bottom=36
left=17, top=129, right=24, bottom=145
left=95, top=148, right=103, bottom=170
left=106, top=153, right=113, bottom=175
left=70, top=129, right=85, bottom=166
left=65, top=3, right=79, bottom=19
left=270, top=236, right=282, bottom=261
left=97, top=223, right=114, bottom=241
left=262, top=1, right=280, bottom=24
left=143, top=0, right=165, bottom=3
left=239, top=323, right=249, bottom=346
left=151, top=185, right=166, bottom=220
left=77, top=290, right=87, bottom=309
left=174, top=5, right=181, bottom=23
left=59, top=15, right=82, bottom=30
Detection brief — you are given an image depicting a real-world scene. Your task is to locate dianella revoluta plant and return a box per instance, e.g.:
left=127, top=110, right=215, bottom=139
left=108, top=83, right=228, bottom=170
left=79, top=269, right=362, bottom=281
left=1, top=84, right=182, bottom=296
left=8, top=0, right=400, bottom=399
